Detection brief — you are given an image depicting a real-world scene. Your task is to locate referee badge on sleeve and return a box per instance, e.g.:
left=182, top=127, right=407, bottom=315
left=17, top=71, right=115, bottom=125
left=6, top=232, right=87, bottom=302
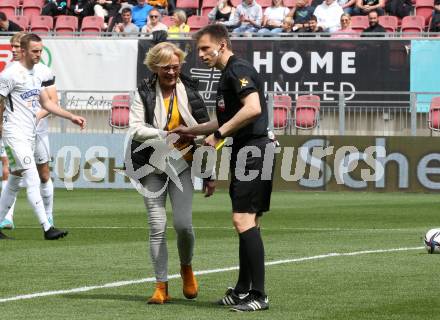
left=239, top=77, right=249, bottom=88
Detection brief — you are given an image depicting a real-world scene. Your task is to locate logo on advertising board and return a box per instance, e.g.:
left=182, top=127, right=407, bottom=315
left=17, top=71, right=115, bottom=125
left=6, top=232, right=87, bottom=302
left=0, top=44, right=13, bottom=72
left=0, top=45, right=52, bottom=72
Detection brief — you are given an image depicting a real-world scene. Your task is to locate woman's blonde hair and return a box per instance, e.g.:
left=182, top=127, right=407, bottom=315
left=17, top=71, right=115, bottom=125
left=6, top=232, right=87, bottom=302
left=173, top=9, right=187, bottom=25
left=144, top=42, right=186, bottom=72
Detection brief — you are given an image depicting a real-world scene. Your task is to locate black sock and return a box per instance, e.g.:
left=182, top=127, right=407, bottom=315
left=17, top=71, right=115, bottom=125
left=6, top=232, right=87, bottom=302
left=239, top=226, right=265, bottom=297
left=234, top=235, right=252, bottom=294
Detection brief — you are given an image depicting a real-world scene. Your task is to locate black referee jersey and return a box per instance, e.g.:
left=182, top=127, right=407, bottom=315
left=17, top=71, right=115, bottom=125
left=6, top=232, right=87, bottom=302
left=215, top=55, right=268, bottom=145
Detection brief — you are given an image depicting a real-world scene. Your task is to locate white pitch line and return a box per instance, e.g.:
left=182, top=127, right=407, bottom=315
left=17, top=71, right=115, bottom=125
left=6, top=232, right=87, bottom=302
left=0, top=246, right=423, bottom=304
left=15, top=226, right=421, bottom=232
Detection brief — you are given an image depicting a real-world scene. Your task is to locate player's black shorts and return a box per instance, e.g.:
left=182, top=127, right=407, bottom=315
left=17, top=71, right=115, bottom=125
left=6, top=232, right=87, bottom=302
left=229, top=136, right=275, bottom=216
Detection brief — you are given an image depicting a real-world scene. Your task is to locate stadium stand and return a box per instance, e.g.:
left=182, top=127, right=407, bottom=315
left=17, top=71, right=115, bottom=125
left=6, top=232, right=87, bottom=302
left=294, top=95, right=320, bottom=130
left=9, top=15, right=29, bottom=30
left=415, top=0, right=435, bottom=26
left=80, top=16, right=104, bottom=36
left=188, top=15, right=209, bottom=31
left=350, top=15, right=369, bottom=32
left=29, top=15, right=53, bottom=34
left=176, top=0, right=200, bottom=14
left=201, top=0, right=218, bottom=17
left=272, top=95, right=292, bottom=133
left=428, top=96, right=440, bottom=133
left=109, top=94, right=130, bottom=132
left=161, top=15, right=173, bottom=27
left=22, top=0, right=43, bottom=18
left=401, top=15, right=425, bottom=36
left=259, top=0, right=274, bottom=9
left=54, top=15, right=78, bottom=36
left=0, top=0, right=19, bottom=17
left=378, top=15, right=399, bottom=32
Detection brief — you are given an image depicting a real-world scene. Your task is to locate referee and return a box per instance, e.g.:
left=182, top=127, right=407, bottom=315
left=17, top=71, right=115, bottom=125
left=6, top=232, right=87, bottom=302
left=172, top=24, right=275, bottom=312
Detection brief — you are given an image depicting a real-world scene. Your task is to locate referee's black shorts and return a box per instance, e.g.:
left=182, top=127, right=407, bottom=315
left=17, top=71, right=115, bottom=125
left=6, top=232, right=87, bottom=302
left=229, top=136, right=276, bottom=216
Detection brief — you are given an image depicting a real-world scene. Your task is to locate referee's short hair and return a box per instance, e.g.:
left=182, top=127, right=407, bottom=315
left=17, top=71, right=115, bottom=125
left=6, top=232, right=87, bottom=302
left=20, top=33, right=42, bottom=50
left=193, top=24, right=232, bottom=50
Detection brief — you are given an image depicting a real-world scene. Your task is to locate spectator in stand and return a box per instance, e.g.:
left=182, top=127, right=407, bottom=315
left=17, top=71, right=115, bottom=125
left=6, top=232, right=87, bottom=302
left=226, top=0, right=262, bottom=34
left=132, top=0, right=154, bottom=29
left=361, top=9, right=386, bottom=35
left=430, top=0, right=440, bottom=32
left=313, top=0, right=344, bottom=32
left=337, top=0, right=356, bottom=14
left=385, top=0, right=412, bottom=18
left=288, top=0, right=315, bottom=31
left=352, top=0, right=384, bottom=16
left=42, top=0, right=68, bottom=17
left=94, top=0, right=121, bottom=28
left=208, top=0, right=236, bottom=24
left=298, top=14, right=323, bottom=33
left=142, top=8, right=168, bottom=33
left=0, top=12, right=22, bottom=32
left=168, top=9, right=190, bottom=37
left=258, top=0, right=290, bottom=34
left=70, top=1, right=95, bottom=24
left=281, top=15, right=293, bottom=32
left=333, top=13, right=358, bottom=36
left=113, top=7, right=139, bottom=35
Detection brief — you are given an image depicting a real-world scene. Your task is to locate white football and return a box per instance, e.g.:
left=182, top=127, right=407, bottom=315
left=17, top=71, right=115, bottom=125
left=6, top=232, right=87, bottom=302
left=424, top=228, right=440, bottom=254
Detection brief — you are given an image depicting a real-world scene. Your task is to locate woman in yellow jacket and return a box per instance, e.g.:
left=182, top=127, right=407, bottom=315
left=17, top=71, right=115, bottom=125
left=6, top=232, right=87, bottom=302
left=168, top=9, right=190, bottom=37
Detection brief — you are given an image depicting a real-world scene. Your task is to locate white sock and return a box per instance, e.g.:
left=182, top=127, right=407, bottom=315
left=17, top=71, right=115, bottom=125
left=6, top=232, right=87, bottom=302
left=2, top=177, right=22, bottom=222
left=22, top=168, right=51, bottom=231
left=40, top=178, right=54, bottom=223
left=1, top=179, right=7, bottom=194
left=0, top=175, right=21, bottom=223
left=3, top=199, right=16, bottom=222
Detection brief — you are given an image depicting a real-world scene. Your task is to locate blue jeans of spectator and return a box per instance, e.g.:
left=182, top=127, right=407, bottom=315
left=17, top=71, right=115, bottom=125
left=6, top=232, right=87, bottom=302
left=233, top=25, right=259, bottom=34
left=258, top=27, right=283, bottom=34
left=342, top=6, right=354, bottom=15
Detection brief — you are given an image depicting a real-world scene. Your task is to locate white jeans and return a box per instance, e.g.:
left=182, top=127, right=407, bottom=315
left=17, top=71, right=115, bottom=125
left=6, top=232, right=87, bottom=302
left=142, top=167, right=194, bottom=282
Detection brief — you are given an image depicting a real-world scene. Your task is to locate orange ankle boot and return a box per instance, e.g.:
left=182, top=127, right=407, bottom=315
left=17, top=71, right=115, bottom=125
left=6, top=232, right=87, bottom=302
left=180, top=264, right=198, bottom=299
left=148, top=281, right=171, bottom=304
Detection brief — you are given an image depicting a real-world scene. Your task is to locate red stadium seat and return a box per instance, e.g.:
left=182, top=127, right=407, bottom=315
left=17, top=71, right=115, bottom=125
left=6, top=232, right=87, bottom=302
left=429, top=96, right=440, bottom=132
left=294, top=95, right=320, bottom=129
left=350, top=15, right=369, bottom=32
left=259, top=0, right=273, bottom=8
left=378, top=15, right=399, bottom=32
left=415, top=0, right=435, bottom=26
left=284, top=0, right=297, bottom=7
left=201, top=0, right=217, bottom=16
left=22, top=0, right=44, bottom=6
left=176, top=0, right=199, bottom=10
left=9, top=15, right=29, bottom=31
left=80, top=16, right=104, bottom=36
left=231, top=0, right=241, bottom=7
left=29, top=15, right=53, bottom=34
left=0, top=0, right=19, bottom=17
left=109, top=95, right=130, bottom=130
left=161, top=15, right=173, bottom=27
left=55, top=15, right=78, bottom=36
left=188, top=15, right=209, bottom=31
left=273, top=95, right=292, bottom=132
left=401, top=15, right=425, bottom=37
left=22, top=0, right=42, bottom=19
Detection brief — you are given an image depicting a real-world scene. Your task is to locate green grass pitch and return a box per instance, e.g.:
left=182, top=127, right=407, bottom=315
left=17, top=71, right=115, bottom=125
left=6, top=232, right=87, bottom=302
left=1, top=189, right=440, bottom=319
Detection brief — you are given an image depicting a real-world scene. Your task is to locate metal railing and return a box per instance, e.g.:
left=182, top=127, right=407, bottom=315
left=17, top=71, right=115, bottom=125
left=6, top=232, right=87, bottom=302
left=50, top=89, right=439, bottom=136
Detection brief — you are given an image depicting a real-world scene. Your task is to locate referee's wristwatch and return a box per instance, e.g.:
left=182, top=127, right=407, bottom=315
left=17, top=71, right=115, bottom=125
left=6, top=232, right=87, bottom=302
left=213, top=130, right=223, bottom=139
